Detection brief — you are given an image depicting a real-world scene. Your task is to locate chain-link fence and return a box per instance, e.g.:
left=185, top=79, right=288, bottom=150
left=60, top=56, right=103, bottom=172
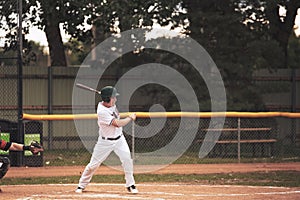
left=28, top=115, right=299, bottom=166
left=128, top=117, right=279, bottom=161
left=0, top=65, right=18, bottom=122
left=143, top=116, right=299, bottom=162
left=0, top=65, right=300, bottom=166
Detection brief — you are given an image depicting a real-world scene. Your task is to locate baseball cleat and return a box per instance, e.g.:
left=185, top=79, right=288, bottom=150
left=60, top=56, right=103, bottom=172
left=127, top=185, right=138, bottom=194
left=75, top=187, right=84, bottom=193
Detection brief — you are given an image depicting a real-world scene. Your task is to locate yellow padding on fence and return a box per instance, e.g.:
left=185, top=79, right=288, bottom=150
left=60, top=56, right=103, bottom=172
left=23, top=113, right=97, bottom=120
left=23, top=112, right=300, bottom=121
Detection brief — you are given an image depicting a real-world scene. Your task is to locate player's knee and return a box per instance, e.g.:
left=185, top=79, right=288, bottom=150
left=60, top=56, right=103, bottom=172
left=86, top=163, right=100, bottom=172
left=121, top=156, right=133, bottom=166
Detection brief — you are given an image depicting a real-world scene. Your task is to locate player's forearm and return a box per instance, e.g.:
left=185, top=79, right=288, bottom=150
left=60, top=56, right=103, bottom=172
left=9, top=143, right=25, bottom=151
left=112, top=117, right=133, bottom=127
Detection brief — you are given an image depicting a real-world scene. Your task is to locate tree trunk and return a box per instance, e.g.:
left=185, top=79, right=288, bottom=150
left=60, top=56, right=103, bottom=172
left=266, top=1, right=300, bottom=68
left=44, top=22, right=67, bottom=66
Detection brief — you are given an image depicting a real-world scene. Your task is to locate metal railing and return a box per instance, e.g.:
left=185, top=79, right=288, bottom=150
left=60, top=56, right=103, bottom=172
left=22, top=111, right=300, bottom=165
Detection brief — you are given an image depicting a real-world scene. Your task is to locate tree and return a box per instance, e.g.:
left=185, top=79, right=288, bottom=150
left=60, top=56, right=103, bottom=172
left=182, top=0, right=260, bottom=110
left=0, top=0, right=28, bottom=53
left=22, top=40, right=46, bottom=65
left=0, top=0, right=91, bottom=66
left=27, top=0, right=92, bottom=66
left=1, top=0, right=185, bottom=66
left=36, top=0, right=67, bottom=66
left=266, top=0, right=300, bottom=68
left=181, top=0, right=300, bottom=110
left=287, top=32, right=300, bottom=69
left=65, top=38, right=90, bottom=65
left=240, top=0, right=300, bottom=68
left=64, top=0, right=185, bottom=44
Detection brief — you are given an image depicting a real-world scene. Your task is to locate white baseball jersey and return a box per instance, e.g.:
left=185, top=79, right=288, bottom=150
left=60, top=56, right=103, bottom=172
left=97, top=102, right=122, bottom=138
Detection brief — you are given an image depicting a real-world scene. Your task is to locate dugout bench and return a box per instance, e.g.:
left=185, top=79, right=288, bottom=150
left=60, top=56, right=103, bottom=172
left=199, top=119, right=277, bottom=161
left=204, top=128, right=276, bottom=157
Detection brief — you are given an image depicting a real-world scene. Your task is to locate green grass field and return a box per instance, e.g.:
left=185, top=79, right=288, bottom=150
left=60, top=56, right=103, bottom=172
left=41, top=149, right=300, bottom=166
left=2, top=171, right=300, bottom=187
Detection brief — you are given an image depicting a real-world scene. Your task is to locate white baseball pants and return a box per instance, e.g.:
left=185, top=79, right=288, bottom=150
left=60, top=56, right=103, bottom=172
left=78, top=135, right=135, bottom=189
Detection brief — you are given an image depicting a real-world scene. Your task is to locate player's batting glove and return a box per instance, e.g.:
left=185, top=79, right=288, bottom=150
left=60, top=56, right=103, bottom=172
left=25, top=141, right=44, bottom=155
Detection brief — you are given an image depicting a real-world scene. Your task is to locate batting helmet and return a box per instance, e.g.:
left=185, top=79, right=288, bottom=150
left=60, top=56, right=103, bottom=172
left=100, top=86, right=119, bottom=102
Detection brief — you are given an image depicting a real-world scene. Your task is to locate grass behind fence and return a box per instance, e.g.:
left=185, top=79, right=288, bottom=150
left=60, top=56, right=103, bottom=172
left=41, top=149, right=300, bottom=166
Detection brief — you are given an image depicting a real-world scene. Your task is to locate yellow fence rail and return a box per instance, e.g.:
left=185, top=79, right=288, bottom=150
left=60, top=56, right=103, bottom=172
left=23, top=112, right=300, bottom=120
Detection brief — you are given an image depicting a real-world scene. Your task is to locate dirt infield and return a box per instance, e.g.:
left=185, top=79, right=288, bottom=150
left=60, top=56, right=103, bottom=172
left=6, top=162, right=300, bottom=178
left=3, top=163, right=300, bottom=199
left=1, top=183, right=300, bottom=200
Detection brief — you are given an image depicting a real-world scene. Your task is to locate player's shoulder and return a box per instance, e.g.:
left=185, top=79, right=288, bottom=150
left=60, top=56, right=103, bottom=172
left=97, top=102, right=105, bottom=109
left=97, top=102, right=110, bottom=113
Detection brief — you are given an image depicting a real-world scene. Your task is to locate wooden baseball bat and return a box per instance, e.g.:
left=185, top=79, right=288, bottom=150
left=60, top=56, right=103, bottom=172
left=75, top=83, right=101, bottom=95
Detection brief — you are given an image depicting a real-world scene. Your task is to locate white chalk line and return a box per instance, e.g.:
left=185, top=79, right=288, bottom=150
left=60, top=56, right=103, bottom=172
left=192, top=191, right=300, bottom=197
left=6, top=183, right=296, bottom=189
left=48, top=183, right=295, bottom=189
left=11, top=183, right=300, bottom=200
left=17, top=190, right=300, bottom=200
left=23, top=193, right=160, bottom=200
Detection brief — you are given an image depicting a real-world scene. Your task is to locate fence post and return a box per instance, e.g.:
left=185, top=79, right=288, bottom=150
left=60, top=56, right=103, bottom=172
left=132, top=121, right=135, bottom=162
left=47, top=66, right=53, bottom=150
left=16, top=0, right=24, bottom=166
left=237, top=117, right=241, bottom=163
left=291, top=69, right=296, bottom=144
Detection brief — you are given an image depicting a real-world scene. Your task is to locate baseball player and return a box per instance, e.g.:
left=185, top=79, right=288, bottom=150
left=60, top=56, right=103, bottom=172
left=0, top=139, right=43, bottom=179
left=75, top=86, right=138, bottom=194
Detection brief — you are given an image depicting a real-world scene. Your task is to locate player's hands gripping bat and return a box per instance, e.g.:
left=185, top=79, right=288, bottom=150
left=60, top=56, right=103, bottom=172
left=128, top=113, right=137, bottom=121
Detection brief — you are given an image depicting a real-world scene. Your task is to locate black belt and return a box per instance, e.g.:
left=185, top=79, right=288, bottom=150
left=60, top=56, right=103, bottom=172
left=101, top=135, right=121, bottom=141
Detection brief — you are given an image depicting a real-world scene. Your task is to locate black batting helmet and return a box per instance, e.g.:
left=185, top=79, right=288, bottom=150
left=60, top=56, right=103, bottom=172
left=100, top=86, right=119, bottom=102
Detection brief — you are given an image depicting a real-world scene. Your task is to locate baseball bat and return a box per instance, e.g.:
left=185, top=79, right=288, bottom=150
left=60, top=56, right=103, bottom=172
left=75, top=83, right=101, bottom=95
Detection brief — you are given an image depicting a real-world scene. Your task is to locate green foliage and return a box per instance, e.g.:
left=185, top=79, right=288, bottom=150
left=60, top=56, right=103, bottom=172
left=65, top=38, right=91, bottom=65
left=0, top=40, right=46, bottom=66
left=0, top=47, right=17, bottom=65
left=22, top=40, right=46, bottom=66
left=181, top=0, right=300, bottom=111
left=1, top=0, right=299, bottom=108
left=239, top=0, right=300, bottom=68
left=288, top=33, right=300, bottom=69
left=184, top=0, right=266, bottom=110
